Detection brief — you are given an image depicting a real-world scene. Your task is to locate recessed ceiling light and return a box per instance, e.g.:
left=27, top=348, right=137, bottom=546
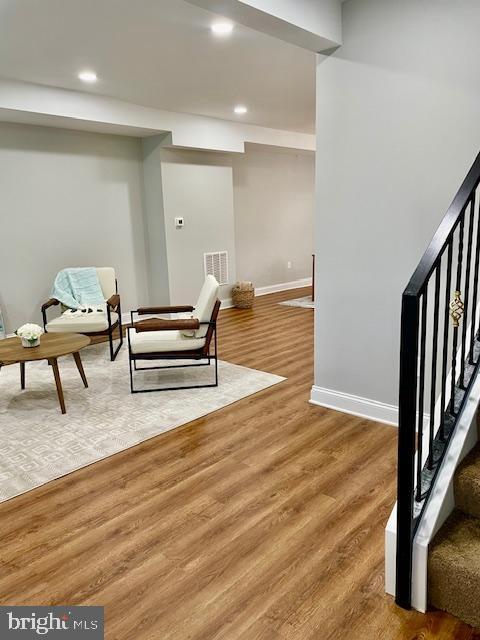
left=211, top=21, right=234, bottom=36
left=234, top=105, right=248, bottom=115
left=78, top=70, right=97, bottom=83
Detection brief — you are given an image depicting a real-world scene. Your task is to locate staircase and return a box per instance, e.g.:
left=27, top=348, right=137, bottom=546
left=394, top=151, right=480, bottom=612
left=429, top=434, right=480, bottom=628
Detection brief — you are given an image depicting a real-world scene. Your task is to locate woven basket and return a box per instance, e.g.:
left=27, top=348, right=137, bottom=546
left=232, top=281, right=255, bottom=309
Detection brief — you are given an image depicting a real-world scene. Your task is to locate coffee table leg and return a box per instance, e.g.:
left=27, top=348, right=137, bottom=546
left=73, top=352, right=88, bottom=388
left=20, top=362, right=25, bottom=390
left=49, top=357, right=66, bottom=414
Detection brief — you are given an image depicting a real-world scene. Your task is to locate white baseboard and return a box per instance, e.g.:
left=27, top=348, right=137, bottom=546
left=255, top=277, right=312, bottom=297
left=310, top=385, right=398, bottom=426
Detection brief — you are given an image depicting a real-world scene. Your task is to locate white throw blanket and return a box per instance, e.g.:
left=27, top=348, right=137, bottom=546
left=51, top=267, right=105, bottom=310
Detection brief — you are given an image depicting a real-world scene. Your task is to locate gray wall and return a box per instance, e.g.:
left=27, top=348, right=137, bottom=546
left=0, top=123, right=314, bottom=331
left=161, top=158, right=236, bottom=303
left=314, top=0, right=480, bottom=406
left=0, top=122, right=149, bottom=331
left=233, top=145, right=314, bottom=287
left=160, top=145, right=315, bottom=292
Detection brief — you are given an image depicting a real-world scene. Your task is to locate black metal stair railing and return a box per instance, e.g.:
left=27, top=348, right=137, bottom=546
left=396, top=152, right=480, bottom=609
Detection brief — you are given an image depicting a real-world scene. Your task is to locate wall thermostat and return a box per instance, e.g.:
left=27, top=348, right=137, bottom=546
left=175, top=217, right=185, bottom=228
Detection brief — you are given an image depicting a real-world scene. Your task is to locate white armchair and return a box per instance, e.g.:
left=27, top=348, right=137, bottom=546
left=41, top=267, right=123, bottom=361
left=127, top=275, right=220, bottom=392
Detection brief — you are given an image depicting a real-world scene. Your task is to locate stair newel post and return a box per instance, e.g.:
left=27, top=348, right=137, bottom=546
left=396, top=291, right=420, bottom=609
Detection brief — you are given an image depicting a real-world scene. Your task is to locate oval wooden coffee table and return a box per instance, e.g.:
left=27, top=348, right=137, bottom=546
left=0, top=333, right=91, bottom=414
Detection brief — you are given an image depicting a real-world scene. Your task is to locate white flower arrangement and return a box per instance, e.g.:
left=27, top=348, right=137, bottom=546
left=16, top=323, right=44, bottom=347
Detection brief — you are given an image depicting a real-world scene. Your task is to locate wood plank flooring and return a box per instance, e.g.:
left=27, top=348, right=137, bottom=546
left=0, top=288, right=477, bottom=639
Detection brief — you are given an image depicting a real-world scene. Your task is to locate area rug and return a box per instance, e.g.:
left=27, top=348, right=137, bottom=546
left=279, top=296, right=314, bottom=309
left=0, top=343, right=285, bottom=502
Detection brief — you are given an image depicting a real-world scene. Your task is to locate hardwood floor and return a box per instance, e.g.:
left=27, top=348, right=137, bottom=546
left=0, top=288, right=477, bottom=639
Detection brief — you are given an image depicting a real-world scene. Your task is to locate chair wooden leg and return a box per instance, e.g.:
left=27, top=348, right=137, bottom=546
left=20, top=362, right=25, bottom=390
left=49, top=357, right=66, bottom=414
left=73, top=352, right=88, bottom=388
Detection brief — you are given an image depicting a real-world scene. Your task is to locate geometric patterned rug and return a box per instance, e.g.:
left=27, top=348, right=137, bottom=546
left=279, top=296, right=315, bottom=309
left=0, top=343, right=285, bottom=503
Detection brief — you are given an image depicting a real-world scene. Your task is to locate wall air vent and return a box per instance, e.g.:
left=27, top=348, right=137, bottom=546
left=204, top=251, right=229, bottom=285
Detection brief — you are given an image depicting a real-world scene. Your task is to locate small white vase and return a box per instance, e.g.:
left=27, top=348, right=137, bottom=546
left=21, top=337, right=40, bottom=348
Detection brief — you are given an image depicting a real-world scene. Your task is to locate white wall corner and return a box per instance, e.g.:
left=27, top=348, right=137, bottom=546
left=385, top=505, right=397, bottom=599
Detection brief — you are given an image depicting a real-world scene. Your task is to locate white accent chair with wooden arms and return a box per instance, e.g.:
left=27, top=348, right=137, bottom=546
left=128, top=275, right=220, bottom=393
left=41, top=267, right=123, bottom=361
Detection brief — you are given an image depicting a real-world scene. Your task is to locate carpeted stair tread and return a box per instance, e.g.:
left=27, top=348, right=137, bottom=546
left=428, top=509, right=480, bottom=629
left=455, top=443, right=480, bottom=519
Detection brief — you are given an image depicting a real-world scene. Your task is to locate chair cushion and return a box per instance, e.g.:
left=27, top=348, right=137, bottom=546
left=96, top=267, right=116, bottom=300
left=47, top=312, right=118, bottom=333
left=182, top=275, right=219, bottom=339
left=128, top=328, right=206, bottom=354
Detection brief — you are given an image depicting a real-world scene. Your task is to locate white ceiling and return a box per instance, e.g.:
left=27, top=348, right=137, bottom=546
left=0, top=0, right=316, bottom=133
